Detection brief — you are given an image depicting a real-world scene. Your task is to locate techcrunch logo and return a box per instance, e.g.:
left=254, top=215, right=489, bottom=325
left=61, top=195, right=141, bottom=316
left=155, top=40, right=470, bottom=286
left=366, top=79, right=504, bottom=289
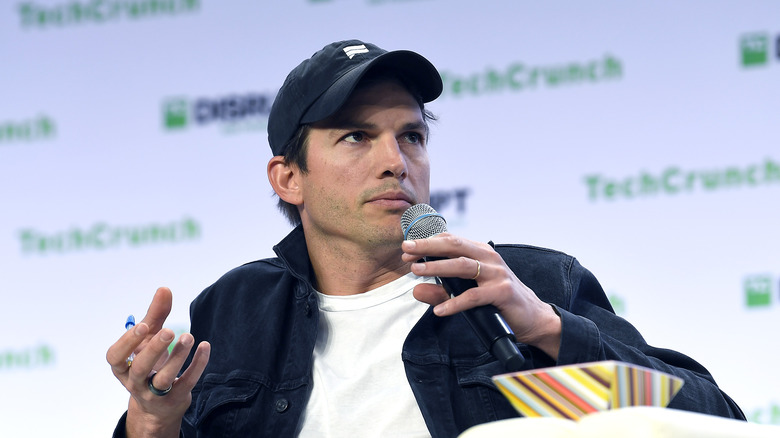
left=19, top=217, right=201, bottom=255
left=0, top=344, right=55, bottom=371
left=18, top=0, right=199, bottom=29
left=429, top=187, right=471, bottom=226
left=740, top=32, right=780, bottom=68
left=440, top=54, right=622, bottom=98
left=743, top=274, right=778, bottom=309
left=429, top=187, right=470, bottom=215
left=0, top=115, right=56, bottom=144
left=584, top=158, right=780, bottom=202
left=163, top=93, right=274, bottom=134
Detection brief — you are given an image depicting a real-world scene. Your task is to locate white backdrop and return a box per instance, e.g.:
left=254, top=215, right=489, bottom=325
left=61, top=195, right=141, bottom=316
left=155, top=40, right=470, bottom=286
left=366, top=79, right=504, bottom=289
left=1, top=1, right=778, bottom=436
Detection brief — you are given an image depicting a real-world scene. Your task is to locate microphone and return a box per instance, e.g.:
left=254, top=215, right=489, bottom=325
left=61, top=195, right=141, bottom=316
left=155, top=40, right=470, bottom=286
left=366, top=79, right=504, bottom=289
left=401, top=204, right=525, bottom=372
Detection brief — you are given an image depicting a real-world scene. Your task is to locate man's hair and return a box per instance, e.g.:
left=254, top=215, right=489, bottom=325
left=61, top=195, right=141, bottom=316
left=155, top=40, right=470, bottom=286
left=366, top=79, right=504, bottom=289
left=275, top=73, right=437, bottom=226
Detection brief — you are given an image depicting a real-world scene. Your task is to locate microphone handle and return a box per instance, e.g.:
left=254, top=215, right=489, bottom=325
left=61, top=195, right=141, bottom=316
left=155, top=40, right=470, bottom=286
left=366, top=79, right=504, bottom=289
left=428, top=259, right=526, bottom=372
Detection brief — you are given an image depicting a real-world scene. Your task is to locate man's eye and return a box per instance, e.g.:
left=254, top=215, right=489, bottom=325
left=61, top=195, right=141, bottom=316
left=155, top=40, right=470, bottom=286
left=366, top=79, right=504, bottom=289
left=343, top=132, right=364, bottom=143
left=404, top=132, right=424, bottom=144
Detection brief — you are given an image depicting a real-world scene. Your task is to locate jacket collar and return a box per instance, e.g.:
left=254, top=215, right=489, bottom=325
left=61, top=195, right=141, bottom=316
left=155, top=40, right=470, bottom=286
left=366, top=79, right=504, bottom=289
left=273, top=225, right=317, bottom=295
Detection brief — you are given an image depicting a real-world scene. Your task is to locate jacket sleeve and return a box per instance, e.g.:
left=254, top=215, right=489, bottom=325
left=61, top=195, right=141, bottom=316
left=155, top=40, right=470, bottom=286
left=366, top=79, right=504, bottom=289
left=556, top=256, right=744, bottom=419
left=112, top=411, right=188, bottom=438
left=497, top=245, right=745, bottom=420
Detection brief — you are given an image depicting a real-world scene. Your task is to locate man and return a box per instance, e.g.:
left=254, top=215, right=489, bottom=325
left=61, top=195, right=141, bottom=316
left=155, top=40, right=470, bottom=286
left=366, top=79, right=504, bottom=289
left=107, top=40, right=744, bottom=437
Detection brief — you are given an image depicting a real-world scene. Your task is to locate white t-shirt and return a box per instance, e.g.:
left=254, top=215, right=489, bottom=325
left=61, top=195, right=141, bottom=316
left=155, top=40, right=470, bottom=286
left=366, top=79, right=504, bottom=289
left=298, top=272, right=435, bottom=437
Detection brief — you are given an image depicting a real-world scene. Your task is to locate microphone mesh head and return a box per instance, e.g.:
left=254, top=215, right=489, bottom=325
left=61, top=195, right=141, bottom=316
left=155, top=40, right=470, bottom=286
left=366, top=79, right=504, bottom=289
left=401, top=203, right=448, bottom=240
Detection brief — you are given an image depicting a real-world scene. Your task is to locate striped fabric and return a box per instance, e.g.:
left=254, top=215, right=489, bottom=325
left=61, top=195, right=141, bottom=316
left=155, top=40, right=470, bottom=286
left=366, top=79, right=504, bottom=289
left=492, top=361, right=684, bottom=419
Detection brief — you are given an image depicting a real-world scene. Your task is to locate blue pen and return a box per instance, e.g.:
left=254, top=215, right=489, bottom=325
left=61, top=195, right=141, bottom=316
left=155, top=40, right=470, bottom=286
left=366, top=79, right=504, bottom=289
left=125, top=315, right=136, bottom=367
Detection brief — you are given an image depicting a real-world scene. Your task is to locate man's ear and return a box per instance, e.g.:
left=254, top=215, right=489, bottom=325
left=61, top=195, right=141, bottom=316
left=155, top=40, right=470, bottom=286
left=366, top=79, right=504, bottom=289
left=267, top=156, right=303, bottom=206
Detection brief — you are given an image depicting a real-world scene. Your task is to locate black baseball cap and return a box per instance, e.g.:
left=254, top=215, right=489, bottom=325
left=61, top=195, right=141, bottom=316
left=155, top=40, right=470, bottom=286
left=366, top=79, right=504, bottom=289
left=267, top=39, right=443, bottom=156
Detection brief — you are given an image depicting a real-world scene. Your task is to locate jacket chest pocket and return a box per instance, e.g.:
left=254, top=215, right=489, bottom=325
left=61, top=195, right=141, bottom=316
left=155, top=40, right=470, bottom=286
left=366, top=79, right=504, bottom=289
left=454, top=360, right=520, bottom=425
left=187, top=371, right=308, bottom=437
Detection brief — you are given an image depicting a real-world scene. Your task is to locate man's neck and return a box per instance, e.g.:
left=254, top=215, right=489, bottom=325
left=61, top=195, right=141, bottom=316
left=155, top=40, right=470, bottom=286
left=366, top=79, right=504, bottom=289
left=305, top=234, right=412, bottom=296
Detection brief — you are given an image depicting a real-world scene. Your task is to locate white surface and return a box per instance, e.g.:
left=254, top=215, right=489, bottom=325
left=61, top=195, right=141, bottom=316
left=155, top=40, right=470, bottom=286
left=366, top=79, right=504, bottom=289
left=459, top=407, right=780, bottom=438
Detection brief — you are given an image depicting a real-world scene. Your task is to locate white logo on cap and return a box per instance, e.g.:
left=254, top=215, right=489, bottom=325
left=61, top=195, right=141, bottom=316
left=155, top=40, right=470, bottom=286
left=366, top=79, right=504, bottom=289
left=343, top=44, right=369, bottom=59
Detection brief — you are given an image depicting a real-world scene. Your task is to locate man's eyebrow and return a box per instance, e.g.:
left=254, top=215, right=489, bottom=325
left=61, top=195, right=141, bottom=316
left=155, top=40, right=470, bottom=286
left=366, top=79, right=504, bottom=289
left=321, top=119, right=427, bottom=133
left=324, top=120, right=377, bottom=131
left=400, top=121, right=428, bottom=132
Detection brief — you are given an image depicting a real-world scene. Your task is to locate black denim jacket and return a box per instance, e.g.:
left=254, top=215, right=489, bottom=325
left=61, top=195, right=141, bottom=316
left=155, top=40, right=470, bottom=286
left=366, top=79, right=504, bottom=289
left=114, top=226, right=744, bottom=437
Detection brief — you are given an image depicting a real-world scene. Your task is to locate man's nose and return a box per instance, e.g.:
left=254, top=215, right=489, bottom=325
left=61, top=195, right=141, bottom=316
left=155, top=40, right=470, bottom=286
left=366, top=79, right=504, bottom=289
left=376, top=136, right=407, bottom=179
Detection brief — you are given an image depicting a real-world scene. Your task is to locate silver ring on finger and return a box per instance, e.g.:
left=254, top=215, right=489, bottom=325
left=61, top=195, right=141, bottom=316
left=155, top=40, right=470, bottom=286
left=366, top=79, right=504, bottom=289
left=148, top=371, right=173, bottom=396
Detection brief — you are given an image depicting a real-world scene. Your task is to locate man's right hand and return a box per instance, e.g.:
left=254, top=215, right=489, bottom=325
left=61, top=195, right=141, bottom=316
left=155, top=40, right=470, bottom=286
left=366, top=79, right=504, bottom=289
left=106, top=287, right=211, bottom=438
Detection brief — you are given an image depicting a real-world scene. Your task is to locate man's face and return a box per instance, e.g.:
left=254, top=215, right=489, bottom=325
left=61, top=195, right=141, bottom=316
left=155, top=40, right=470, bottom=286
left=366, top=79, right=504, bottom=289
left=296, top=79, right=431, bottom=250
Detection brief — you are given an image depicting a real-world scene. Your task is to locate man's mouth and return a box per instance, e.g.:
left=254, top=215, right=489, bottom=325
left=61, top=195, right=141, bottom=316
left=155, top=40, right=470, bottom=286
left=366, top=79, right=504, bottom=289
left=367, top=190, right=415, bottom=209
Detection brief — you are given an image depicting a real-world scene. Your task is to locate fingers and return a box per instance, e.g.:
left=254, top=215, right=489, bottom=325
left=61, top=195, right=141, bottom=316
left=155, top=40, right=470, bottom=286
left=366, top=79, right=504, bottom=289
left=177, top=341, right=211, bottom=389
left=107, top=288, right=205, bottom=387
left=410, top=256, right=484, bottom=281
left=127, top=328, right=176, bottom=384
left=146, top=333, right=197, bottom=395
left=107, top=287, right=212, bottom=435
left=411, top=282, right=450, bottom=307
left=411, top=282, right=481, bottom=317
left=107, top=288, right=172, bottom=376
left=126, top=330, right=211, bottom=400
left=403, top=233, right=563, bottom=357
left=141, top=287, right=174, bottom=332
left=106, top=322, right=150, bottom=375
left=413, top=280, right=489, bottom=317
left=402, top=234, right=496, bottom=313
left=141, top=340, right=210, bottom=403
left=402, top=233, right=514, bottom=315
left=402, top=233, right=487, bottom=262
left=403, top=235, right=491, bottom=283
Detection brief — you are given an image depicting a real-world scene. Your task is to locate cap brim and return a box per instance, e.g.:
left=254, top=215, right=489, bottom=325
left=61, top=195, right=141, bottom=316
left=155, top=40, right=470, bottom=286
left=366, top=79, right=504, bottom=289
left=301, top=50, right=442, bottom=124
